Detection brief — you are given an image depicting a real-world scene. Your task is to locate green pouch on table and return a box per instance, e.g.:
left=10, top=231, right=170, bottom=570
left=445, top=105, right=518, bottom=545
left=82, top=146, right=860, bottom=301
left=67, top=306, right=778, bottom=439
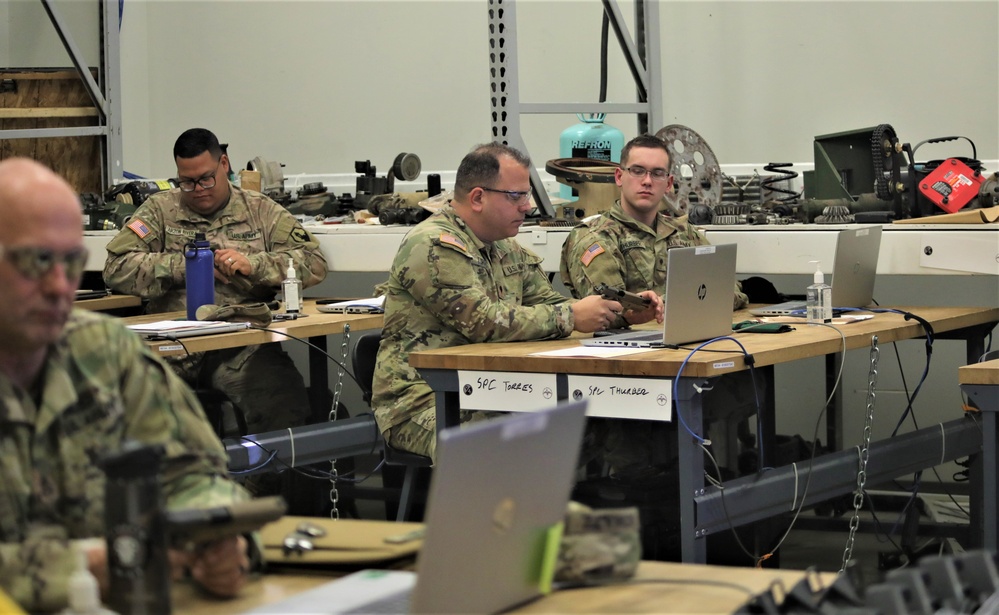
left=732, top=320, right=795, bottom=334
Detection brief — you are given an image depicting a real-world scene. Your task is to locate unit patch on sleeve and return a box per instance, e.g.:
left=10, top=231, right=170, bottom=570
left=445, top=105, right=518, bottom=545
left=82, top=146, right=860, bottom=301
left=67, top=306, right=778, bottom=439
left=126, top=218, right=151, bottom=239
left=580, top=242, right=605, bottom=266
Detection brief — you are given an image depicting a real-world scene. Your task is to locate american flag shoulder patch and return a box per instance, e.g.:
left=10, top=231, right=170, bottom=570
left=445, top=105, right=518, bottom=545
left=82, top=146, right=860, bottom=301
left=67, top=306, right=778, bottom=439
left=580, top=242, right=605, bottom=267
left=438, top=232, right=467, bottom=252
left=126, top=218, right=151, bottom=239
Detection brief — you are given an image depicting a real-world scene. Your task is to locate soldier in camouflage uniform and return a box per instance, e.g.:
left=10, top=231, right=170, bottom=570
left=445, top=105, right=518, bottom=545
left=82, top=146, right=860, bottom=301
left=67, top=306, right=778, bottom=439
left=103, top=129, right=328, bottom=444
left=372, top=143, right=658, bottom=462
left=560, top=134, right=748, bottom=314
left=559, top=134, right=757, bottom=478
left=0, top=159, right=250, bottom=612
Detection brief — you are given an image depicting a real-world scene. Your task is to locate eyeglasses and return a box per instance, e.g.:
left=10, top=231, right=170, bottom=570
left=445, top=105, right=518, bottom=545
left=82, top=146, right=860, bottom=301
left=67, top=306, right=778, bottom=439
left=622, top=165, right=672, bottom=183
left=176, top=159, right=223, bottom=192
left=480, top=186, right=532, bottom=205
left=0, top=243, right=89, bottom=280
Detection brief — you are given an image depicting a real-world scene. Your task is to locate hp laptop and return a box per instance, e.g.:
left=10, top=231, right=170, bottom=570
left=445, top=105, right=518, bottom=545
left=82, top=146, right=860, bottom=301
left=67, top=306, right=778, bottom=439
left=245, top=400, right=589, bottom=615
left=581, top=243, right=738, bottom=348
left=749, top=225, right=883, bottom=317
left=126, top=320, right=251, bottom=340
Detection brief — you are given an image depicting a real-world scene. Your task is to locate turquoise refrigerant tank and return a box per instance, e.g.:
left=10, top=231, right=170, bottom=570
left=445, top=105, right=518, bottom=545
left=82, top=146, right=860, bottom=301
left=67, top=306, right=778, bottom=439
left=558, top=113, right=624, bottom=201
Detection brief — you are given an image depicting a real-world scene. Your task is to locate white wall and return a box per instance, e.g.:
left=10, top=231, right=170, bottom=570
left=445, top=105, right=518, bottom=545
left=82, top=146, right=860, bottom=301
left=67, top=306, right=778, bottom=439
left=5, top=1, right=997, bottom=180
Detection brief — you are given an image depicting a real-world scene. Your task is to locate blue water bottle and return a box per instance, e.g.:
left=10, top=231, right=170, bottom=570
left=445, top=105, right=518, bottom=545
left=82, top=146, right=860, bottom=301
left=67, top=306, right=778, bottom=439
left=184, top=232, right=214, bottom=319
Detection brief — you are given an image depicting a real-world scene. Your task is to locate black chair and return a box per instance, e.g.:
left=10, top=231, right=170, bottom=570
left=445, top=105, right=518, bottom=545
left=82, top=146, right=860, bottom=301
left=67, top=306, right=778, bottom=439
left=351, top=330, right=433, bottom=522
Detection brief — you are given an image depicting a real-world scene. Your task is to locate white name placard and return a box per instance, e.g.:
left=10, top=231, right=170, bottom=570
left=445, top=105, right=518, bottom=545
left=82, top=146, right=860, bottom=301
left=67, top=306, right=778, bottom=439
left=457, top=371, right=558, bottom=411
left=566, top=375, right=673, bottom=421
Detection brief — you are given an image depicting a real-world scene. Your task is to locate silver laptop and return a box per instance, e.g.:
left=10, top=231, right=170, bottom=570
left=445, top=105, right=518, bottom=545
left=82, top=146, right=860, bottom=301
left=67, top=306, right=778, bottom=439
left=245, top=400, right=589, bottom=615
left=749, top=226, right=883, bottom=317
left=126, top=320, right=251, bottom=340
left=581, top=243, right=738, bottom=348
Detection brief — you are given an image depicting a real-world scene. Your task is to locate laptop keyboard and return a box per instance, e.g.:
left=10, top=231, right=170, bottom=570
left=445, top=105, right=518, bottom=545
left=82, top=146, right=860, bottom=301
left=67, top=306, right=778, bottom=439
left=342, top=589, right=412, bottom=614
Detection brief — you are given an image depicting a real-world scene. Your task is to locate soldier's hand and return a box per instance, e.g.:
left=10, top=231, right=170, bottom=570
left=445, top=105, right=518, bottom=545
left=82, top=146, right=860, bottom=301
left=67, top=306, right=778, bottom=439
left=622, top=290, right=663, bottom=326
left=214, top=249, right=251, bottom=281
left=572, top=295, right=622, bottom=333
left=176, top=534, right=250, bottom=598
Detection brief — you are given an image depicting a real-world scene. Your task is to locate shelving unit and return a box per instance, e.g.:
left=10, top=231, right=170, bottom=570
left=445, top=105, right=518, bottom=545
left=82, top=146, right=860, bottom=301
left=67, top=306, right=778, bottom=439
left=0, top=0, right=122, bottom=192
left=487, top=0, right=663, bottom=216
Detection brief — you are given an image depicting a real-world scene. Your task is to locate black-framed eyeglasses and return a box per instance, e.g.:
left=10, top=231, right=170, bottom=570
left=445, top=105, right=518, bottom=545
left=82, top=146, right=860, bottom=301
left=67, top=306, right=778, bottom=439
left=176, top=159, right=223, bottom=192
left=622, top=165, right=672, bottom=182
left=480, top=186, right=532, bottom=205
left=0, top=242, right=89, bottom=280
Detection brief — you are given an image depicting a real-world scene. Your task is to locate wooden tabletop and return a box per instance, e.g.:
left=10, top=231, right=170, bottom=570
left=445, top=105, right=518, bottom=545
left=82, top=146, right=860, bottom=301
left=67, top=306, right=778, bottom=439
left=409, top=306, right=999, bottom=378
left=960, top=358, right=999, bottom=386
left=74, top=293, right=142, bottom=312
left=171, top=560, right=836, bottom=615
left=125, top=300, right=383, bottom=357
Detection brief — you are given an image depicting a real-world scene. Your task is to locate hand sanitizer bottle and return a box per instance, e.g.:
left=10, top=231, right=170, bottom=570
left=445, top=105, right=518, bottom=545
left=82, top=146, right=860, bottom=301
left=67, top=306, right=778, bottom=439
left=283, top=257, right=302, bottom=314
left=806, top=260, right=832, bottom=323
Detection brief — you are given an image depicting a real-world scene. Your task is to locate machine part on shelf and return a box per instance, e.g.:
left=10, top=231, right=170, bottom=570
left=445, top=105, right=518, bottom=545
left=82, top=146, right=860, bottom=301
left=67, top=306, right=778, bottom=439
left=392, top=153, right=422, bottom=183
left=654, top=124, right=723, bottom=216
left=356, top=153, right=423, bottom=212
left=814, top=204, right=855, bottom=224
left=722, top=172, right=759, bottom=203
left=298, top=182, right=328, bottom=198
left=901, top=135, right=987, bottom=218
left=980, top=172, right=999, bottom=208
left=746, top=212, right=770, bottom=225
left=246, top=157, right=286, bottom=194
left=797, top=193, right=888, bottom=224
left=687, top=203, right=714, bottom=225
left=871, top=124, right=903, bottom=203
left=760, top=162, right=801, bottom=203
left=918, top=157, right=985, bottom=213
left=853, top=211, right=897, bottom=224
left=80, top=192, right=117, bottom=230
left=369, top=192, right=431, bottom=225
left=545, top=157, right=619, bottom=219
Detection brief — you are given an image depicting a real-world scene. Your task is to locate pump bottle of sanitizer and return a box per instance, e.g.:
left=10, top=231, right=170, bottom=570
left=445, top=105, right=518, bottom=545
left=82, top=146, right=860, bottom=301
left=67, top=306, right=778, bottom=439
left=806, top=260, right=832, bottom=323
left=283, top=257, right=302, bottom=314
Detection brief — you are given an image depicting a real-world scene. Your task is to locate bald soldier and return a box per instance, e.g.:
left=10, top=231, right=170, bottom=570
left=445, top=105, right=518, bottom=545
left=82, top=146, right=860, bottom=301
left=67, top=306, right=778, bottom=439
left=0, top=158, right=251, bottom=612
left=104, top=128, right=327, bottom=448
left=372, top=142, right=663, bottom=462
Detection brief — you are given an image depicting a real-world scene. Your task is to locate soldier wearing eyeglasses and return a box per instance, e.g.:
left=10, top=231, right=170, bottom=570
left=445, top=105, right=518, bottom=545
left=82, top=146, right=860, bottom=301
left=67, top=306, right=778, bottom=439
left=0, top=158, right=252, bottom=612
left=558, top=134, right=756, bottom=488
left=103, top=129, right=327, bottom=476
left=371, top=143, right=660, bottom=462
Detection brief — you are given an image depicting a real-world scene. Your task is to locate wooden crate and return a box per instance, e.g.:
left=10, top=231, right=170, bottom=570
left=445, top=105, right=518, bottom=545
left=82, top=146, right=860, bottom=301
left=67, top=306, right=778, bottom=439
left=0, top=68, right=102, bottom=193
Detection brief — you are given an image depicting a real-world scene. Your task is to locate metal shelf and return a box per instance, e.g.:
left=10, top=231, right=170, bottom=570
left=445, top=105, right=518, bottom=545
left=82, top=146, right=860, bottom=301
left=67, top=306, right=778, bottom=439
left=0, top=0, right=122, bottom=191
left=487, top=0, right=663, bottom=217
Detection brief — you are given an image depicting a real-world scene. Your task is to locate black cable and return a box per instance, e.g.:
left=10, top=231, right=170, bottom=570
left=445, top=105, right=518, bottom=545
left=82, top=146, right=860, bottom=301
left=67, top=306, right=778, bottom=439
left=248, top=324, right=363, bottom=389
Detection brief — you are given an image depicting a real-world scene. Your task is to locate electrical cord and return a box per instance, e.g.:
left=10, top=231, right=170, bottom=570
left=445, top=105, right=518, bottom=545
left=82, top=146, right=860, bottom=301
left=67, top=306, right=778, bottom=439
left=248, top=324, right=363, bottom=389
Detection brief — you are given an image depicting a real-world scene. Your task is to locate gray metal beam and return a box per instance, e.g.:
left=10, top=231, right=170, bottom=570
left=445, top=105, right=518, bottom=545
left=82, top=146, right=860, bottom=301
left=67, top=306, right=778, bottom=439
left=224, top=415, right=384, bottom=476
left=694, top=418, right=982, bottom=536
left=40, top=0, right=107, bottom=115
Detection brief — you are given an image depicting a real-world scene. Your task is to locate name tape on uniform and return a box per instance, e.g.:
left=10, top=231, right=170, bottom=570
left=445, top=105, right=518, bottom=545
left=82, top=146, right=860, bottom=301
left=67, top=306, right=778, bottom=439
left=566, top=375, right=673, bottom=421
left=457, top=371, right=558, bottom=411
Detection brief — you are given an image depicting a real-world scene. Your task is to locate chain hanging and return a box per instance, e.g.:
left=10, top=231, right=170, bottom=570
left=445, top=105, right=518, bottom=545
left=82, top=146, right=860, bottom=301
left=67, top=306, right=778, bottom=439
left=840, top=335, right=879, bottom=573
left=328, top=323, right=349, bottom=520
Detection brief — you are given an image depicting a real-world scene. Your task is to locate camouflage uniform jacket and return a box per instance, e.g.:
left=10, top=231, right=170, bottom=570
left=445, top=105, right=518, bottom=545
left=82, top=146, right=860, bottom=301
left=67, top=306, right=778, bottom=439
left=0, top=310, right=248, bottom=612
left=371, top=206, right=575, bottom=434
left=103, top=184, right=327, bottom=312
left=559, top=200, right=748, bottom=328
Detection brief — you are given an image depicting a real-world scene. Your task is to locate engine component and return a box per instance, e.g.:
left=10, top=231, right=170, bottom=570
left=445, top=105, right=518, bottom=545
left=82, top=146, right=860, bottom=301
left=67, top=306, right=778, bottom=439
left=760, top=162, right=802, bottom=204
left=356, top=153, right=423, bottom=212
left=871, top=124, right=903, bottom=203
left=814, top=204, right=854, bottom=224
left=246, top=157, right=286, bottom=194
left=654, top=124, right=723, bottom=216
left=545, top=157, right=619, bottom=219
left=919, top=157, right=985, bottom=213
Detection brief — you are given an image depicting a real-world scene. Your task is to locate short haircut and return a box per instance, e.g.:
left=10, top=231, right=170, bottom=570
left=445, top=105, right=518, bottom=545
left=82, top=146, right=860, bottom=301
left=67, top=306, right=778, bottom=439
left=453, top=142, right=531, bottom=201
left=619, top=134, right=669, bottom=168
left=173, top=128, right=223, bottom=161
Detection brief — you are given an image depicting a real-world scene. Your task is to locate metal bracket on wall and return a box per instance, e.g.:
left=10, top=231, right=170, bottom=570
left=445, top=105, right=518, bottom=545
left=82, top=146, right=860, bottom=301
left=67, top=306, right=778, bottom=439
left=487, top=0, right=663, bottom=218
